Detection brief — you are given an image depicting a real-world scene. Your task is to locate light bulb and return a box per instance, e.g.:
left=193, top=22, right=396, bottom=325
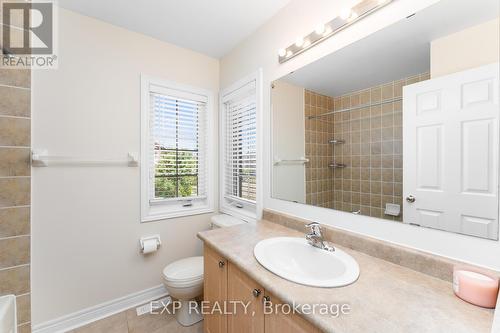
left=349, top=11, right=359, bottom=21
left=286, top=50, right=293, bottom=57
left=340, top=8, right=352, bottom=20
left=278, top=48, right=287, bottom=57
left=303, top=39, right=311, bottom=47
left=323, top=25, right=333, bottom=36
left=315, top=24, right=325, bottom=35
left=295, top=37, right=304, bottom=47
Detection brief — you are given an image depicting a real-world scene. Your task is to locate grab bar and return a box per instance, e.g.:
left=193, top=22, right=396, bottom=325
left=32, top=150, right=139, bottom=167
left=274, top=157, right=309, bottom=165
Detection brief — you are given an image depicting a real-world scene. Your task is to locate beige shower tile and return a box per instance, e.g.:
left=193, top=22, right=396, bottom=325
left=381, top=83, right=394, bottom=100
left=370, top=86, right=381, bottom=102
left=370, top=181, right=382, bottom=194
left=16, top=293, right=30, bottom=324
left=0, top=117, right=30, bottom=146
left=0, top=148, right=30, bottom=177
left=381, top=114, right=393, bottom=128
left=394, top=80, right=404, bottom=98
left=381, top=141, right=394, bottom=155
left=370, top=105, right=381, bottom=117
left=0, top=265, right=30, bottom=295
left=360, top=181, right=370, bottom=194
left=382, top=182, right=394, bottom=196
left=394, top=183, right=403, bottom=196
left=360, top=193, right=370, bottom=206
left=371, top=194, right=381, bottom=207
left=359, top=89, right=370, bottom=105
left=0, top=178, right=30, bottom=207
left=370, top=156, right=381, bottom=168
left=0, top=69, right=30, bottom=88
left=370, top=142, right=381, bottom=155
left=381, top=155, right=394, bottom=169
left=394, top=169, right=403, bottom=182
left=0, top=86, right=30, bottom=117
left=381, top=127, right=393, bottom=141
left=0, top=236, right=30, bottom=268
left=370, top=116, right=381, bottom=129
left=370, top=129, right=381, bottom=142
left=382, top=169, right=394, bottom=182
left=0, top=207, right=30, bottom=237
left=394, top=155, right=402, bottom=168
left=370, top=169, right=381, bottom=181
left=370, top=207, right=382, bottom=218
left=17, top=322, right=31, bottom=333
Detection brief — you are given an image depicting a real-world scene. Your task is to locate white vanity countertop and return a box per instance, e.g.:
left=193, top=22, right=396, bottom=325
left=198, top=220, right=495, bottom=333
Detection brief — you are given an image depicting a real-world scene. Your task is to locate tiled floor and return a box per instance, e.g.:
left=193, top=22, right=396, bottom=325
left=69, top=307, right=203, bottom=333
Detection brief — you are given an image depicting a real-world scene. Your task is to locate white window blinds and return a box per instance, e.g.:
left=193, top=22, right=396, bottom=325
left=149, top=86, right=207, bottom=202
left=223, top=82, right=257, bottom=204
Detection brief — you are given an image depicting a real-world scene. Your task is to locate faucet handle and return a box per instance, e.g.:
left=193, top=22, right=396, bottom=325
left=305, top=222, right=321, bottom=235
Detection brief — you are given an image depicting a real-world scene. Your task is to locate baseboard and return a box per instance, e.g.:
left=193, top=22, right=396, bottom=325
left=32, top=285, right=168, bottom=333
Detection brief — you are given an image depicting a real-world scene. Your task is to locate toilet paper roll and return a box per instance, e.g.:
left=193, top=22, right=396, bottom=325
left=142, top=239, right=158, bottom=254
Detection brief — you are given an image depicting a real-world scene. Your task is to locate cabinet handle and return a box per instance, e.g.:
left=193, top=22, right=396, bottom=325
left=263, top=296, right=271, bottom=303
left=252, top=289, right=262, bottom=297
left=218, top=261, right=225, bottom=268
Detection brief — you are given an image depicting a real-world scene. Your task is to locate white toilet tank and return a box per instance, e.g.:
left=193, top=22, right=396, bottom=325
left=210, top=214, right=246, bottom=229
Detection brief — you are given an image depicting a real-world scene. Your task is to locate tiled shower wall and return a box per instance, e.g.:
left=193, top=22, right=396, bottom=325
left=304, top=91, right=335, bottom=208
left=0, top=66, right=31, bottom=332
left=305, top=73, right=430, bottom=221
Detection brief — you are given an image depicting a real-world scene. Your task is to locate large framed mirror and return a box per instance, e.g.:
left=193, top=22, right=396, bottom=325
left=271, top=0, right=499, bottom=240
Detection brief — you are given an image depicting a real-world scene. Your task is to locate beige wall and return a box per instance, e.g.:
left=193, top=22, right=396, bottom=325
left=220, top=0, right=500, bottom=271
left=0, top=68, right=31, bottom=332
left=271, top=80, right=305, bottom=203
left=31, top=8, right=219, bottom=325
left=431, top=18, right=499, bottom=77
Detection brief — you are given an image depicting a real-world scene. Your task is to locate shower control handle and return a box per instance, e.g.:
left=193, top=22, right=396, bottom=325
left=406, top=195, right=416, bottom=203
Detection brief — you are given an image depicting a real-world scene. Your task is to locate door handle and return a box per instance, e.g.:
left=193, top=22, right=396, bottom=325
left=406, top=195, right=416, bottom=203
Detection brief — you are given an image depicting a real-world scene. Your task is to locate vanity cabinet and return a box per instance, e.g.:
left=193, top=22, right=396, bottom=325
left=204, top=245, right=228, bottom=333
left=203, top=245, right=320, bottom=333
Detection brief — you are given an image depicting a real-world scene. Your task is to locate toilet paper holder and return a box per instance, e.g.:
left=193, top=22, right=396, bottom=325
left=140, top=235, right=161, bottom=253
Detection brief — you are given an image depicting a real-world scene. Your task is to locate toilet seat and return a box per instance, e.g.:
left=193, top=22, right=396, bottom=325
left=163, top=256, right=203, bottom=287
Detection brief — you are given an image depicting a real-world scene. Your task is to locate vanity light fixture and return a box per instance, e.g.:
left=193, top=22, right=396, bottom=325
left=277, top=0, right=393, bottom=63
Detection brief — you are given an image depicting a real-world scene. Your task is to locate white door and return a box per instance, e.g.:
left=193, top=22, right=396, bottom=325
left=404, top=63, right=499, bottom=240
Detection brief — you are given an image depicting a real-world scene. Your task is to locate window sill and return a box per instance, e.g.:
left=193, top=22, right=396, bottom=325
left=141, top=206, right=214, bottom=223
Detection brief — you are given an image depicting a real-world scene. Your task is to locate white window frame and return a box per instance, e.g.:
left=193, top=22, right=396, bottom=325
left=141, top=75, right=215, bottom=222
left=220, top=69, right=263, bottom=221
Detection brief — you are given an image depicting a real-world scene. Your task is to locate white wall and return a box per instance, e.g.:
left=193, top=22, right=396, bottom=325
left=271, top=80, right=305, bottom=203
left=220, top=0, right=500, bottom=271
left=31, top=9, right=219, bottom=325
left=431, top=18, right=499, bottom=78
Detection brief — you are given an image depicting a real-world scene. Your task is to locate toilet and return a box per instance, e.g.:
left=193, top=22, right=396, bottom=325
left=162, top=214, right=246, bottom=326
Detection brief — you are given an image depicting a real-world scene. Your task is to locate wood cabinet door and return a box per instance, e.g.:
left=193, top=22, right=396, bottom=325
left=264, top=292, right=321, bottom=333
left=227, top=263, right=265, bottom=333
left=204, top=245, right=228, bottom=333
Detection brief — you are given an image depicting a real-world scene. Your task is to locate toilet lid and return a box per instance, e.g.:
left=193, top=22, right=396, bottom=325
left=163, top=256, right=204, bottom=282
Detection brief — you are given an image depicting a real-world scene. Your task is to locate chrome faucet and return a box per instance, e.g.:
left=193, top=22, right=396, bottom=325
left=305, top=222, right=335, bottom=252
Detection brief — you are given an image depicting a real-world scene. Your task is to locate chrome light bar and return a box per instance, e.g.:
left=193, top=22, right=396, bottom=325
left=278, top=0, right=394, bottom=64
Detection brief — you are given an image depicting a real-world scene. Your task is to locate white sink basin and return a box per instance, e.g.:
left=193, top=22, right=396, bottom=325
left=254, top=237, right=359, bottom=287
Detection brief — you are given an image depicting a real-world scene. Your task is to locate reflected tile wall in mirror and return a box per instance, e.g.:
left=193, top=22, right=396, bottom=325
left=305, top=73, right=430, bottom=220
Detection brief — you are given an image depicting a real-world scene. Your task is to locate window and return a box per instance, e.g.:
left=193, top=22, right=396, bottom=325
left=141, top=76, right=214, bottom=221
left=220, top=71, right=261, bottom=220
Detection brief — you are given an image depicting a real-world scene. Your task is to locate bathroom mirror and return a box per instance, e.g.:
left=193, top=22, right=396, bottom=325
left=271, top=0, right=500, bottom=240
